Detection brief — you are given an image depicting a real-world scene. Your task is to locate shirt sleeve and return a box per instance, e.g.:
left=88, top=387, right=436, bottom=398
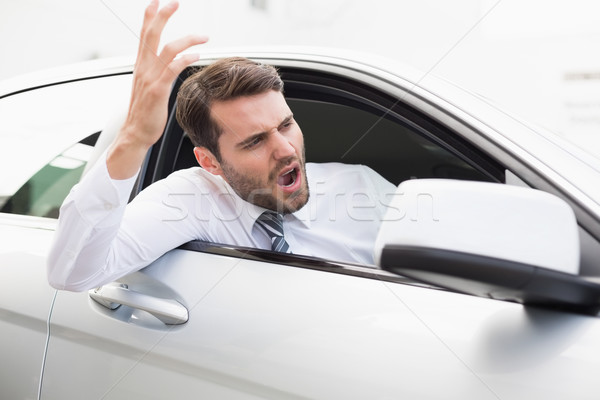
left=46, top=152, right=201, bottom=291
left=46, top=152, right=137, bottom=290
left=359, top=165, right=398, bottom=263
left=361, top=164, right=398, bottom=217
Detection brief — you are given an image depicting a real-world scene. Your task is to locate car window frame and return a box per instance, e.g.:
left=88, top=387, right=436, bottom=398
left=130, top=60, right=600, bottom=278
left=124, top=64, right=509, bottom=282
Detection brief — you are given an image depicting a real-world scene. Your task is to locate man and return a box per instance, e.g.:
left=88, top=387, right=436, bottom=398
left=47, top=0, right=395, bottom=291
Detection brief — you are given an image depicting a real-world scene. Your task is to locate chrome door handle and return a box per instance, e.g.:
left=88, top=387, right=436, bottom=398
left=89, top=283, right=189, bottom=325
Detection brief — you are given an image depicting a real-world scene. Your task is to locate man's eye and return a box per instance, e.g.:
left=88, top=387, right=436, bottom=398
left=245, top=137, right=262, bottom=149
left=280, top=120, right=293, bottom=130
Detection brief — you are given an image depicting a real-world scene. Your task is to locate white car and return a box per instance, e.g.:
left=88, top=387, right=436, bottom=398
left=1, top=49, right=600, bottom=399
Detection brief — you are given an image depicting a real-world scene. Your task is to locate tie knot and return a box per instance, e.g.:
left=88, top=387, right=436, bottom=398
left=255, top=211, right=291, bottom=253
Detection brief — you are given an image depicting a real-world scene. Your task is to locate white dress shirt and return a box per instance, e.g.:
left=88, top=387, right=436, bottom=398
left=47, top=154, right=396, bottom=291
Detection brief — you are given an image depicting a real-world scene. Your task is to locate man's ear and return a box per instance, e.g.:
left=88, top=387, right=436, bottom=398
left=194, top=147, right=223, bottom=176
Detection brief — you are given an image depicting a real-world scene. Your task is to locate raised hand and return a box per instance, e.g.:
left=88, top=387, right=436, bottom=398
left=107, top=0, right=208, bottom=179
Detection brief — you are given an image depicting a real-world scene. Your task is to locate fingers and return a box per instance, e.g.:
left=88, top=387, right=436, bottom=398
left=134, top=0, right=208, bottom=84
left=131, top=1, right=208, bottom=99
left=157, top=53, right=202, bottom=86
left=155, top=34, right=208, bottom=84
left=158, top=34, right=209, bottom=66
left=135, top=1, right=208, bottom=75
left=138, top=0, right=158, bottom=50
left=137, top=1, right=180, bottom=66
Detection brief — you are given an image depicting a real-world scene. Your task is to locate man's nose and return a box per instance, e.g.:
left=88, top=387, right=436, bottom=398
left=271, top=131, right=295, bottom=159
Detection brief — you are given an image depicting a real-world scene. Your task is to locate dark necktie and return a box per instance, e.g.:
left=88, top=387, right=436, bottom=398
left=255, top=211, right=292, bottom=253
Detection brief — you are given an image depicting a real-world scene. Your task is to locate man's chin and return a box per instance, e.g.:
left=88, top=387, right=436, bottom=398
left=279, top=185, right=309, bottom=214
left=223, top=162, right=309, bottom=214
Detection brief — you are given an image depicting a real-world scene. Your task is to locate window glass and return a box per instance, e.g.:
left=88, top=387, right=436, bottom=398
left=0, top=74, right=132, bottom=217
left=0, top=133, right=98, bottom=218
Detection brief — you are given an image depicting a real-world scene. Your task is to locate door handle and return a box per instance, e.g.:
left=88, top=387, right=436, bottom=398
left=89, top=283, right=189, bottom=325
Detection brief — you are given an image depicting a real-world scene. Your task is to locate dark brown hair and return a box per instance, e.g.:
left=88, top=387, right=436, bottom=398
left=176, top=57, right=284, bottom=161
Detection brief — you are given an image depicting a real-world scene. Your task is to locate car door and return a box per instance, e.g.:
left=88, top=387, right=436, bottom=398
left=0, top=71, right=132, bottom=399
left=38, top=247, right=525, bottom=399
left=42, top=248, right=600, bottom=399
left=40, top=56, right=600, bottom=399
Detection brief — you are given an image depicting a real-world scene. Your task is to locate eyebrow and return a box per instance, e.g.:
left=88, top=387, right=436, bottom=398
left=235, top=114, right=294, bottom=149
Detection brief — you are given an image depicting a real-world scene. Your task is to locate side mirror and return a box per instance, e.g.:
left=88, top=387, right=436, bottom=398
left=375, top=179, right=600, bottom=315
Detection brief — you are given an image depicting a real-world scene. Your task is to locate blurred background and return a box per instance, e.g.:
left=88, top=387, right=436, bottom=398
left=1, top=0, right=599, bottom=153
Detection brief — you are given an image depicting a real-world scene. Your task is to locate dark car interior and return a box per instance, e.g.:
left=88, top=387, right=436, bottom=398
left=135, top=65, right=504, bottom=196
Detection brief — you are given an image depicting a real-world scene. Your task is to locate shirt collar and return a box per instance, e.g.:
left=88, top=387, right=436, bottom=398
left=290, top=197, right=312, bottom=228
left=291, top=167, right=318, bottom=229
left=223, top=183, right=266, bottom=237
left=220, top=179, right=312, bottom=234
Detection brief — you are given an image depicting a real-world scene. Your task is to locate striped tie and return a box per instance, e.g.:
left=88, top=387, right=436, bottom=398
left=255, top=211, right=292, bottom=253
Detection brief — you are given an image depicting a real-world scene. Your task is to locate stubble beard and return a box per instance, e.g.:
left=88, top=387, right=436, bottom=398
left=220, top=153, right=310, bottom=215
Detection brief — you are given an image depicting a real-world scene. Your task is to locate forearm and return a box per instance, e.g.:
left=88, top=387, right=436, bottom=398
left=106, top=125, right=153, bottom=180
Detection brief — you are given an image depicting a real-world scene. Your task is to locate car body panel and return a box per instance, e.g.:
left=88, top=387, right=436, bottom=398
left=43, top=249, right=600, bottom=399
left=0, top=216, right=56, bottom=399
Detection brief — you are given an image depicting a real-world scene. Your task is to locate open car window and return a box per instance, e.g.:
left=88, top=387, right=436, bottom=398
left=140, top=66, right=504, bottom=192
left=122, top=64, right=507, bottom=273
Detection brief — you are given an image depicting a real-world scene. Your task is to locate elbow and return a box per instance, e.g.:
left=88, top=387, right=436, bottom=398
left=46, top=264, right=77, bottom=291
left=46, top=249, right=91, bottom=292
left=47, top=252, right=113, bottom=292
left=47, top=270, right=98, bottom=292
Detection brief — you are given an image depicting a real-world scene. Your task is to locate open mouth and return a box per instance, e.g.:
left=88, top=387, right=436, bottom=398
left=277, top=166, right=298, bottom=188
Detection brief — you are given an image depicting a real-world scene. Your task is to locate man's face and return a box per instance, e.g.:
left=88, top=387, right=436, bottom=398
left=209, top=90, right=309, bottom=214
